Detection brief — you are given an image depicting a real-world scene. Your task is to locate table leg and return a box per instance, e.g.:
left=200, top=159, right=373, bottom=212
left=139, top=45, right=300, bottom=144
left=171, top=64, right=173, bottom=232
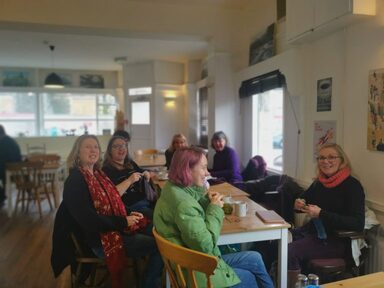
left=278, top=228, right=288, bottom=288
left=6, top=171, right=13, bottom=217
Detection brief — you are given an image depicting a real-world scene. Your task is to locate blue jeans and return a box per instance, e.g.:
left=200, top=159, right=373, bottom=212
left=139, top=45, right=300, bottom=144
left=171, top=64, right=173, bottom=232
left=92, top=233, right=163, bottom=288
left=222, top=251, right=274, bottom=288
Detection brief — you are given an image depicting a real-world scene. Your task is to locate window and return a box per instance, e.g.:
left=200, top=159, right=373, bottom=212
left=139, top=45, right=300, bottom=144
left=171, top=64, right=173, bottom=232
left=0, top=91, right=117, bottom=137
left=252, top=88, right=283, bottom=172
left=131, top=101, right=150, bottom=125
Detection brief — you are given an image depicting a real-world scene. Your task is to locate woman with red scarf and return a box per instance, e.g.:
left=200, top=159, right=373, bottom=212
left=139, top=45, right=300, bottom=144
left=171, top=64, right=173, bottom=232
left=51, top=135, right=162, bottom=288
left=287, top=143, right=365, bottom=287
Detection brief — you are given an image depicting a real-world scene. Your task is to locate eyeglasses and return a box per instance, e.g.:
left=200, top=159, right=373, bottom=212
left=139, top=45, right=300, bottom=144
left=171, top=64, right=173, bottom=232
left=316, top=156, right=341, bottom=162
left=112, top=144, right=127, bottom=150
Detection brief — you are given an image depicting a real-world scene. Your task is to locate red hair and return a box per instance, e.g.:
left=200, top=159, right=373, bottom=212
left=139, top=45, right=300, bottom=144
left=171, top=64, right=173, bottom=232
left=168, top=147, right=205, bottom=187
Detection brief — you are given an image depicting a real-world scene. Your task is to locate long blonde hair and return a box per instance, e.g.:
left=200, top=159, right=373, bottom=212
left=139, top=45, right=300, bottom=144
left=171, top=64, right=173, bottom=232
left=168, top=133, right=188, bottom=152
left=315, top=143, right=351, bottom=178
left=67, top=134, right=102, bottom=170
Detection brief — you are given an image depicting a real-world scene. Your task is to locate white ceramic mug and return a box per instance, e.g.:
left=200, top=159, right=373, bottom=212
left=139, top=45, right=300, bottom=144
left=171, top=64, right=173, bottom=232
left=223, top=196, right=233, bottom=204
left=234, top=201, right=248, bottom=217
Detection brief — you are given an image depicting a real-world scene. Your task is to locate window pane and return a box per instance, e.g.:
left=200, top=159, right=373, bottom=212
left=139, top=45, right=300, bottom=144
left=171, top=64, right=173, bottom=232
left=0, top=92, right=37, bottom=136
left=252, top=88, right=283, bottom=172
left=131, top=102, right=150, bottom=124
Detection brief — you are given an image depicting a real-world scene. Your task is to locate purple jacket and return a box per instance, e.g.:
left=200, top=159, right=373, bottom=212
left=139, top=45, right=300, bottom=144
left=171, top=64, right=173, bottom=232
left=211, top=146, right=243, bottom=183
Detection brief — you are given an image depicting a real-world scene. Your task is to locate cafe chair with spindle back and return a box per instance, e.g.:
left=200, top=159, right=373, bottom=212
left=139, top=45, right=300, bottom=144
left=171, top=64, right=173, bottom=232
left=152, top=228, right=218, bottom=288
left=27, top=153, right=61, bottom=208
left=6, top=161, right=53, bottom=218
left=134, top=149, right=159, bottom=156
left=70, top=232, right=143, bottom=288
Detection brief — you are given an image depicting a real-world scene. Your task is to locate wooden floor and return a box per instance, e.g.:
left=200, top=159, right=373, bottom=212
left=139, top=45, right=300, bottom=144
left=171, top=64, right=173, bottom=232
left=0, top=202, right=71, bottom=288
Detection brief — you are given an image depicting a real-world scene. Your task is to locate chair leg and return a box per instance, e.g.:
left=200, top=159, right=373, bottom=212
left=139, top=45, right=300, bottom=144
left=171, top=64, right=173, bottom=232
left=34, top=188, right=43, bottom=219
left=44, top=185, right=53, bottom=210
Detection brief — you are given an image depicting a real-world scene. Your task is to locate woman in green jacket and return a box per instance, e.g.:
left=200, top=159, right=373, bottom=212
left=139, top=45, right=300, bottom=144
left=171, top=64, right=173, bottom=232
left=154, top=147, right=274, bottom=288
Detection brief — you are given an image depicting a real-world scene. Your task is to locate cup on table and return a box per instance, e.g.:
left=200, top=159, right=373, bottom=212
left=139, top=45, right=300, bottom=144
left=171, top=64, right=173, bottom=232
left=234, top=201, right=248, bottom=217
left=223, top=196, right=233, bottom=204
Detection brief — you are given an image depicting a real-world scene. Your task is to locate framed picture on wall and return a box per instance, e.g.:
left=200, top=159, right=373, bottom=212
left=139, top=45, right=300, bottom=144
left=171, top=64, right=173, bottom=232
left=368, top=69, right=384, bottom=152
left=317, top=77, right=332, bottom=112
left=2, top=70, right=33, bottom=87
left=249, top=23, right=275, bottom=66
left=80, top=74, right=104, bottom=88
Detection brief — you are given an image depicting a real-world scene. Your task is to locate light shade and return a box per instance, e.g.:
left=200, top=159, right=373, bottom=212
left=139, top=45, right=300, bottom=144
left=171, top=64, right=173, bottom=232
left=44, top=72, right=64, bottom=88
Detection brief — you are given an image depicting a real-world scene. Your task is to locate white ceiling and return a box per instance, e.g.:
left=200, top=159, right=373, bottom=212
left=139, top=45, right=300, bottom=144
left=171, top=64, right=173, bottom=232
left=0, top=29, right=209, bottom=71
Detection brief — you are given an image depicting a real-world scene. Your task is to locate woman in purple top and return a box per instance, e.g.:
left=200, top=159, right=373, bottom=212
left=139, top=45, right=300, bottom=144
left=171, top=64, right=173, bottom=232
left=210, top=131, right=243, bottom=184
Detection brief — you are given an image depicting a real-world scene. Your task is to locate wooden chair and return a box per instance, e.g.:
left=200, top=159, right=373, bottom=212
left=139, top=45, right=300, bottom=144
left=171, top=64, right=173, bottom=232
left=27, top=154, right=61, bottom=207
left=152, top=228, right=218, bottom=288
left=6, top=161, right=53, bottom=218
left=71, top=233, right=143, bottom=288
left=26, top=143, right=46, bottom=156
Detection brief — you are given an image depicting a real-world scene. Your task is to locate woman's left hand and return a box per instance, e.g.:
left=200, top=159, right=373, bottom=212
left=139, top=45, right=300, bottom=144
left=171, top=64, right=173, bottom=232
left=142, top=171, right=151, bottom=181
left=130, top=211, right=144, bottom=219
left=302, top=204, right=321, bottom=218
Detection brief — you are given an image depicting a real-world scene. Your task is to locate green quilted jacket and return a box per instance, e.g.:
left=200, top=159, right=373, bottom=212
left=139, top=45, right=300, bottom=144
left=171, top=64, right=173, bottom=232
left=153, top=181, right=240, bottom=288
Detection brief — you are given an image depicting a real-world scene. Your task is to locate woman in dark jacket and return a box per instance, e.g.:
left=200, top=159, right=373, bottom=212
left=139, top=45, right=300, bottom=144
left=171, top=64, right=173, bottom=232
left=287, top=143, right=365, bottom=287
left=102, top=136, right=154, bottom=218
left=51, top=135, right=162, bottom=288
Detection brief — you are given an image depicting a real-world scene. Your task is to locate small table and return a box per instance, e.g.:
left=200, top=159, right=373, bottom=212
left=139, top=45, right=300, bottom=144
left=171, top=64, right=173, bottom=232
left=322, top=272, right=384, bottom=287
left=133, top=154, right=166, bottom=168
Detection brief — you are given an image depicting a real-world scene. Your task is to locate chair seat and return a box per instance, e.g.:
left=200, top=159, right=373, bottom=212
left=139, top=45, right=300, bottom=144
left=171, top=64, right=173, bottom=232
left=309, top=258, right=346, bottom=274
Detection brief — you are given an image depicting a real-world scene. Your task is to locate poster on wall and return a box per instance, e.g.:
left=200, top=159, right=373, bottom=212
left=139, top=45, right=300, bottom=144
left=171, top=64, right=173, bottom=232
left=313, top=121, right=336, bottom=160
left=80, top=74, right=104, bottom=88
left=368, top=69, right=384, bottom=152
left=2, top=70, right=33, bottom=87
left=316, top=77, right=332, bottom=112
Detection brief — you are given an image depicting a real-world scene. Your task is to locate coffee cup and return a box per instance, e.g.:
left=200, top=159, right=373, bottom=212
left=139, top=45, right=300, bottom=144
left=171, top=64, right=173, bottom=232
left=234, top=201, right=248, bottom=217
left=223, top=196, right=233, bottom=204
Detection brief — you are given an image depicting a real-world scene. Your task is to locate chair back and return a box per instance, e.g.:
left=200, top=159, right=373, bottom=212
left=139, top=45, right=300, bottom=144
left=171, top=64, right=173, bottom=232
left=27, top=153, right=61, bottom=165
left=152, top=228, right=218, bottom=288
left=135, top=149, right=158, bottom=156
left=26, top=143, right=46, bottom=156
left=6, top=161, right=44, bottom=191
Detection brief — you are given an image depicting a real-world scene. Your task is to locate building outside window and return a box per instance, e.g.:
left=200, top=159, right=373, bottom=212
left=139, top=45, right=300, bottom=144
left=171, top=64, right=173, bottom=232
left=0, top=91, right=117, bottom=137
left=252, top=88, right=283, bottom=172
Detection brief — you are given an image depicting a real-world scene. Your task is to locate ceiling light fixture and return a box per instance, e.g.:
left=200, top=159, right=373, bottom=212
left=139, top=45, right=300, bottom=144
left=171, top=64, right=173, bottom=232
left=44, top=45, right=64, bottom=88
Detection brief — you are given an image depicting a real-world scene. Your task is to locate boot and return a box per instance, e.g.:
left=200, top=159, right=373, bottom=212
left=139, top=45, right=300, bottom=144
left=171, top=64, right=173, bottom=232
left=288, top=269, right=301, bottom=288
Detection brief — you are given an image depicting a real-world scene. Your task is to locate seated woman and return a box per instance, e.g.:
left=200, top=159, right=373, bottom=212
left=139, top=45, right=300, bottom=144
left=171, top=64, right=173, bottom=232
left=287, top=143, right=365, bottom=287
left=164, top=133, right=188, bottom=169
left=51, top=135, right=162, bottom=288
left=210, top=131, right=243, bottom=184
left=154, top=147, right=273, bottom=288
left=102, top=136, right=153, bottom=218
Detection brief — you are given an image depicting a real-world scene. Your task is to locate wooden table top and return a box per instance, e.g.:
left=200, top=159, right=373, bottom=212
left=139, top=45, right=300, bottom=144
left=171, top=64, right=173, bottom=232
left=322, top=272, right=384, bottom=288
left=221, top=196, right=290, bottom=234
left=209, top=182, right=249, bottom=197
left=133, top=154, right=166, bottom=168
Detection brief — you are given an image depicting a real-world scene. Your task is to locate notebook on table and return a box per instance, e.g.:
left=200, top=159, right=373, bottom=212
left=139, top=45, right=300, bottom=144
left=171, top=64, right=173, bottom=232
left=256, top=210, right=285, bottom=224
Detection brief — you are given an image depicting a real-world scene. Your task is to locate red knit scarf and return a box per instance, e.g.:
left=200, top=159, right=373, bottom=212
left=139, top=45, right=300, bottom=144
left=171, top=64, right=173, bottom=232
left=80, top=168, right=127, bottom=288
left=318, top=166, right=350, bottom=188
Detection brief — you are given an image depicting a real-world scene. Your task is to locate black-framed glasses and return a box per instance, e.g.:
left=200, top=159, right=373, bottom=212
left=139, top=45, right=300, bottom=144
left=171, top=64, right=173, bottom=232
left=316, top=155, right=341, bottom=162
left=112, top=144, right=128, bottom=150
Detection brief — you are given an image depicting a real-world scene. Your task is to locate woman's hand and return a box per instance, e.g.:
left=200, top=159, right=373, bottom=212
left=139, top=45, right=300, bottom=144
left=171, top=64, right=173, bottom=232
left=208, top=191, right=224, bottom=208
left=142, top=171, right=151, bottom=181
left=125, top=172, right=142, bottom=186
left=126, top=212, right=143, bottom=227
left=294, top=198, right=307, bottom=211
left=301, top=204, right=321, bottom=218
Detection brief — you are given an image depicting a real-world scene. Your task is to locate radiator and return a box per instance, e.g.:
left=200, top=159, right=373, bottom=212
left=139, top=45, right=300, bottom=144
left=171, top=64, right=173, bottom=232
left=365, top=225, right=384, bottom=273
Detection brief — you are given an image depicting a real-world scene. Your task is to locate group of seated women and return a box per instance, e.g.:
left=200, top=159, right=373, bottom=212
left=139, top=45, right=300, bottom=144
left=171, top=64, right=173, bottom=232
left=51, top=129, right=365, bottom=288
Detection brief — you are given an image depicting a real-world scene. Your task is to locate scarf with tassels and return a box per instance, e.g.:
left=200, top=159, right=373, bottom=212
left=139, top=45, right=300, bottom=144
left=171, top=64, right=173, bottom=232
left=79, top=167, right=127, bottom=288
left=318, top=166, right=350, bottom=188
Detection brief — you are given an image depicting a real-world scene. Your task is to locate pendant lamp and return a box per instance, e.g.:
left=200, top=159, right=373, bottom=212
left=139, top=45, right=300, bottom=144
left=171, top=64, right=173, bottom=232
left=44, top=45, right=64, bottom=88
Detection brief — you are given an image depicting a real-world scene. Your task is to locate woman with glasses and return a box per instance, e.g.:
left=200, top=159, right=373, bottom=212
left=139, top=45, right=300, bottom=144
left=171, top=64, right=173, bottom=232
left=287, top=143, right=365, bottom=287
left=102, top=136, right=153, bottom=217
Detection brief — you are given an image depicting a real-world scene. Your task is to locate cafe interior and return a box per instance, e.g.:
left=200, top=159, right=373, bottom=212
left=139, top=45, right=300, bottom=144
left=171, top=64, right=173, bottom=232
left=1, top=0, right=384, bottom=287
